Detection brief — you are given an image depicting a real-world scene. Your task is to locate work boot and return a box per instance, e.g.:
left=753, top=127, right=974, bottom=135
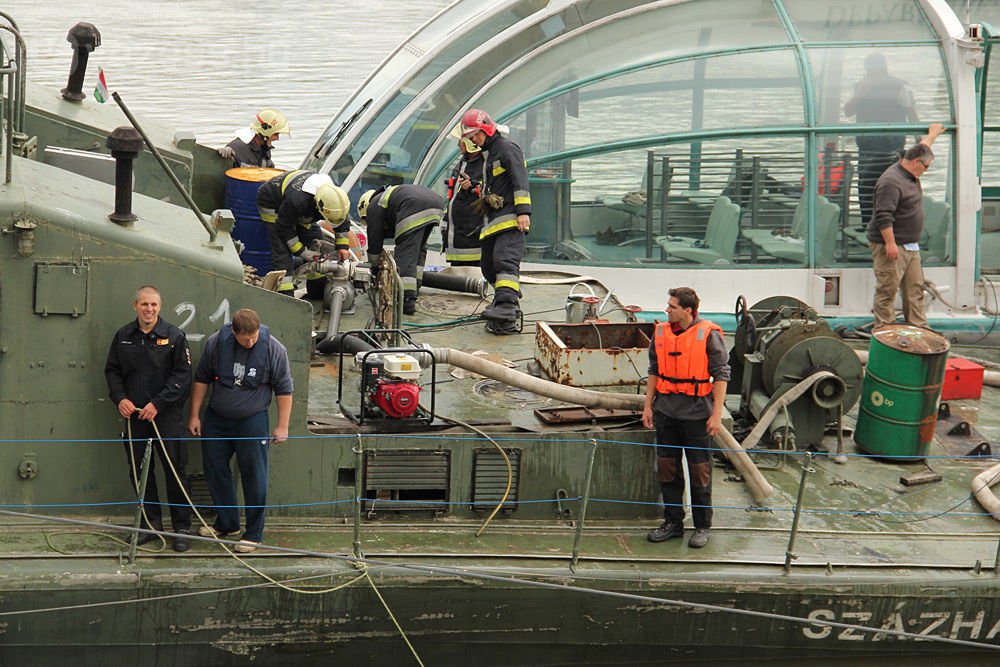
left=647, top=520, right=684, bottom=543
left=482, top=301, right=518, bottom=322
left=403, top=295, right=417, bottom=315
left=688, top=528, right=710, bottom=548
left=172, top=529, right=191, bottom=553
left=485, top=319, right=519, bottom=336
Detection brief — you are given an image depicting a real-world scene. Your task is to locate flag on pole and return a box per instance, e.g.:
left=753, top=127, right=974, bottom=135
left=94, top=68, right=109, bottom=104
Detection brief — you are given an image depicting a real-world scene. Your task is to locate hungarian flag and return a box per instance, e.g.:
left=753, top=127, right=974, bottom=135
left=94, top=68, right=109, bottom=104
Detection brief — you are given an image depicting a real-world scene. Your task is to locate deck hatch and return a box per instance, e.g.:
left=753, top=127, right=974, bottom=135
left=34, top=262, right=89, bottom=316
left=364, top=449, right=450, bottom=514
left=472, top=448, right=521, bottom=512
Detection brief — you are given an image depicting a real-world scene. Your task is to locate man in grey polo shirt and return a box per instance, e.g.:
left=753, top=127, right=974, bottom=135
left=187, top=308, right=293, bottom=553
left=866, top=123, right=945, bottom=329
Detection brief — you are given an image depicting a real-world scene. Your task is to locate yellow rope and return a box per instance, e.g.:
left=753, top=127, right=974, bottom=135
left=124, top=421, right=167, bottom=551
left=151, top=420, right=366, bottom=595
left=435, top=413, right=512, bottom=537
left=362, top=564, right=425, bottom=667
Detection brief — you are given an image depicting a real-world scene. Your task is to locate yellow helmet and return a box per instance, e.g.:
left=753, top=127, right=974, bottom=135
left=315, top=183, right=349, bottom=226
left=357, top=189, right=377, bottom=222
left=251, top=109, right=290, bottom=139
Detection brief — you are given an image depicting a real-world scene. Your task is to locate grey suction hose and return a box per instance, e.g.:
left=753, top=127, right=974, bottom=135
left=431, top=347, right=774, bottom=503
left=422, top=272, right=489, bottom=298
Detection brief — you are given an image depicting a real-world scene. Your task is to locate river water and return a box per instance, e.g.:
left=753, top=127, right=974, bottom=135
left=3, top=2, right=998, bottom=666
left=5, top=0, right=451, bottom=166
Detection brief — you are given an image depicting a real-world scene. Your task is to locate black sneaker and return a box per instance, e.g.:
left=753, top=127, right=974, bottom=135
left=172, top=530, right=191, bottom=553
left=689, top=528, right=710, bottom=548
left=647, top=521, right=684, bottom=543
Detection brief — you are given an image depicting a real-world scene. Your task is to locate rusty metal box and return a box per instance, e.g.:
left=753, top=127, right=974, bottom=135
left=534, top=321, right=654, bottom=387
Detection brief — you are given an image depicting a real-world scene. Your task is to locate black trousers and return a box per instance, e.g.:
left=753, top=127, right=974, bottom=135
left=481, top=227, right=525, bottom=305
left=653, top=411, right=713, bottom=529
left=123, top=413, right=192, bottom=532
left=394, top=225, right=434, bottom=297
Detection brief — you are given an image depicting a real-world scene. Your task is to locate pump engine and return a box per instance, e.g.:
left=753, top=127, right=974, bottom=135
left=359, top=352, right=423, bottom=420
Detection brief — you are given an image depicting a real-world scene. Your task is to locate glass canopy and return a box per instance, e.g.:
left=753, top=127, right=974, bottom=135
left=306, top=0, right=971, bottom=277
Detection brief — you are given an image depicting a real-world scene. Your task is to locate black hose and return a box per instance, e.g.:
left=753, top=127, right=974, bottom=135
left=315, top=333, right=376, bottom=356
left=422, top=271, right=488, bottom=297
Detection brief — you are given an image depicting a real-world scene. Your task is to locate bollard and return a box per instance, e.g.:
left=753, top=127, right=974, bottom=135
left=61, top=22, right=101, bottom=101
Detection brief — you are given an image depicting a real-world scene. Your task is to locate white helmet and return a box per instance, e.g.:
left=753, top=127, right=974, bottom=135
left=251, top=109, right=290, bottom=139
left=315, top=183, right=349, bottom=226
left=357, top=189, right=377, bottom=222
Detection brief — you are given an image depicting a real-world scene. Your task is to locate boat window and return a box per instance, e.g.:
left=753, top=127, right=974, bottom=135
left=305, top=0, right=551, bottom=171
left=782, top=0, right=937, bottom=42
left=351, top=0, right=787, bottom=191
left=809, top=46, right=952, bottom=128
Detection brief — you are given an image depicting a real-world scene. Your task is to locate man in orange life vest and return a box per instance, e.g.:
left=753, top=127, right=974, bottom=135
left=642, top=287, right=729, bottom=549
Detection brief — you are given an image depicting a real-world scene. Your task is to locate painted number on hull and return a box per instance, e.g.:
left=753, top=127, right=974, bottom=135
left=174, top=299, right=231, bottom=341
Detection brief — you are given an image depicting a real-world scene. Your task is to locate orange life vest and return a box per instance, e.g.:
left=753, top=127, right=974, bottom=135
left=654, top=319, right=722, bottom=397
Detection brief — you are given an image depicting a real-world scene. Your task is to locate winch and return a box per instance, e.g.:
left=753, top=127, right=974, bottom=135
left=730, top=296, right=864, bottom=449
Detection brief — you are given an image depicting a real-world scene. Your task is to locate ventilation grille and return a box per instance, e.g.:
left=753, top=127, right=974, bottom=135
left=364, top=450, right=449, bottom=514
left=472, top=448, right=521, bottom=512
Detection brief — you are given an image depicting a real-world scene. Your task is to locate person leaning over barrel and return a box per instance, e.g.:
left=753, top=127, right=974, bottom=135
left=256, top=170, right=350, bottom=298
left=218, top=108, right=290, bottom=169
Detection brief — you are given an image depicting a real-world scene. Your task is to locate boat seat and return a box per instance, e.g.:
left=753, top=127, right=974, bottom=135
left=655, top=195, right=742, bottom=265
left=743, top=194, right=808, bottom=245
left=844, top=195, right=949, bottom=256
left=757, top=198, right=841, bottom=264
left=920, top=197, right=951, bottom=262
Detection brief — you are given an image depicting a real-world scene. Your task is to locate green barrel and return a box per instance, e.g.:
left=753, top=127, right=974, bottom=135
left=854, top=324, right=950, bottom=459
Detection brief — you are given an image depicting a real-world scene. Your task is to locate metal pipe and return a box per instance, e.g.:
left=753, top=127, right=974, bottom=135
left=3, top=59, right=13, bottom=183
left=325, top=288, right=347, bottom=342
left=111, top=92, right=217, bottom=241
left=61, top=23, right=100, bottom=101
left=783, top=452, right=813, bottom=573
left=353, top=435, right=363, bottom=560
left=128, top=439, right=154, bottom=564
left=0, top=24, right=25, bottom=131
left=106, top=126, right=143, bottom=225
left=570, top=439, right=598, bottom=571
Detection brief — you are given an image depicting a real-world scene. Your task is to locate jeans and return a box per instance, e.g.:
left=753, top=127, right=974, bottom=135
left=201, top=408, right=270, bottom=542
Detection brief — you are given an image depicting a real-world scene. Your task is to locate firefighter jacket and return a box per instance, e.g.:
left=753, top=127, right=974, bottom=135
left=105, top=317, right=192, bottom=416
left=653, top=319, right=724, bottom=397
left=476, top=132, right=532, bottom=239
left=225, top=135, right=273, bottom=168
left=257, top=170, right=350, bottom=254
left=444, top=152, right=484, bottom=261
left=365, top=184, right=443, bottom=265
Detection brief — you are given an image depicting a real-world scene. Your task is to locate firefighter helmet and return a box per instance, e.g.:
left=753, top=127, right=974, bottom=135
left=315, top=182, right=349, bottom=226
left=251, top=109, right=290, bottom=139
left=357, top=189, right=377, bottom=221
left=459, top=109, right=497, bottom=138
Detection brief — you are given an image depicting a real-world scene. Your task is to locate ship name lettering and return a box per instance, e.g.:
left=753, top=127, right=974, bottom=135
left=837, top=612, right=872, bottom=641
left=916, top=612, right=949, bottom=639
left=803, top=609, right=1000, bottom=643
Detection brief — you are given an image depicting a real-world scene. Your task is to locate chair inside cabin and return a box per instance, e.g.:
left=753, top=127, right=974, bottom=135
left=755, top=197, right=841, bottom=264
left=920, top=197, right=951, bottom=263
left=655, top=195, right=742, bottom=264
